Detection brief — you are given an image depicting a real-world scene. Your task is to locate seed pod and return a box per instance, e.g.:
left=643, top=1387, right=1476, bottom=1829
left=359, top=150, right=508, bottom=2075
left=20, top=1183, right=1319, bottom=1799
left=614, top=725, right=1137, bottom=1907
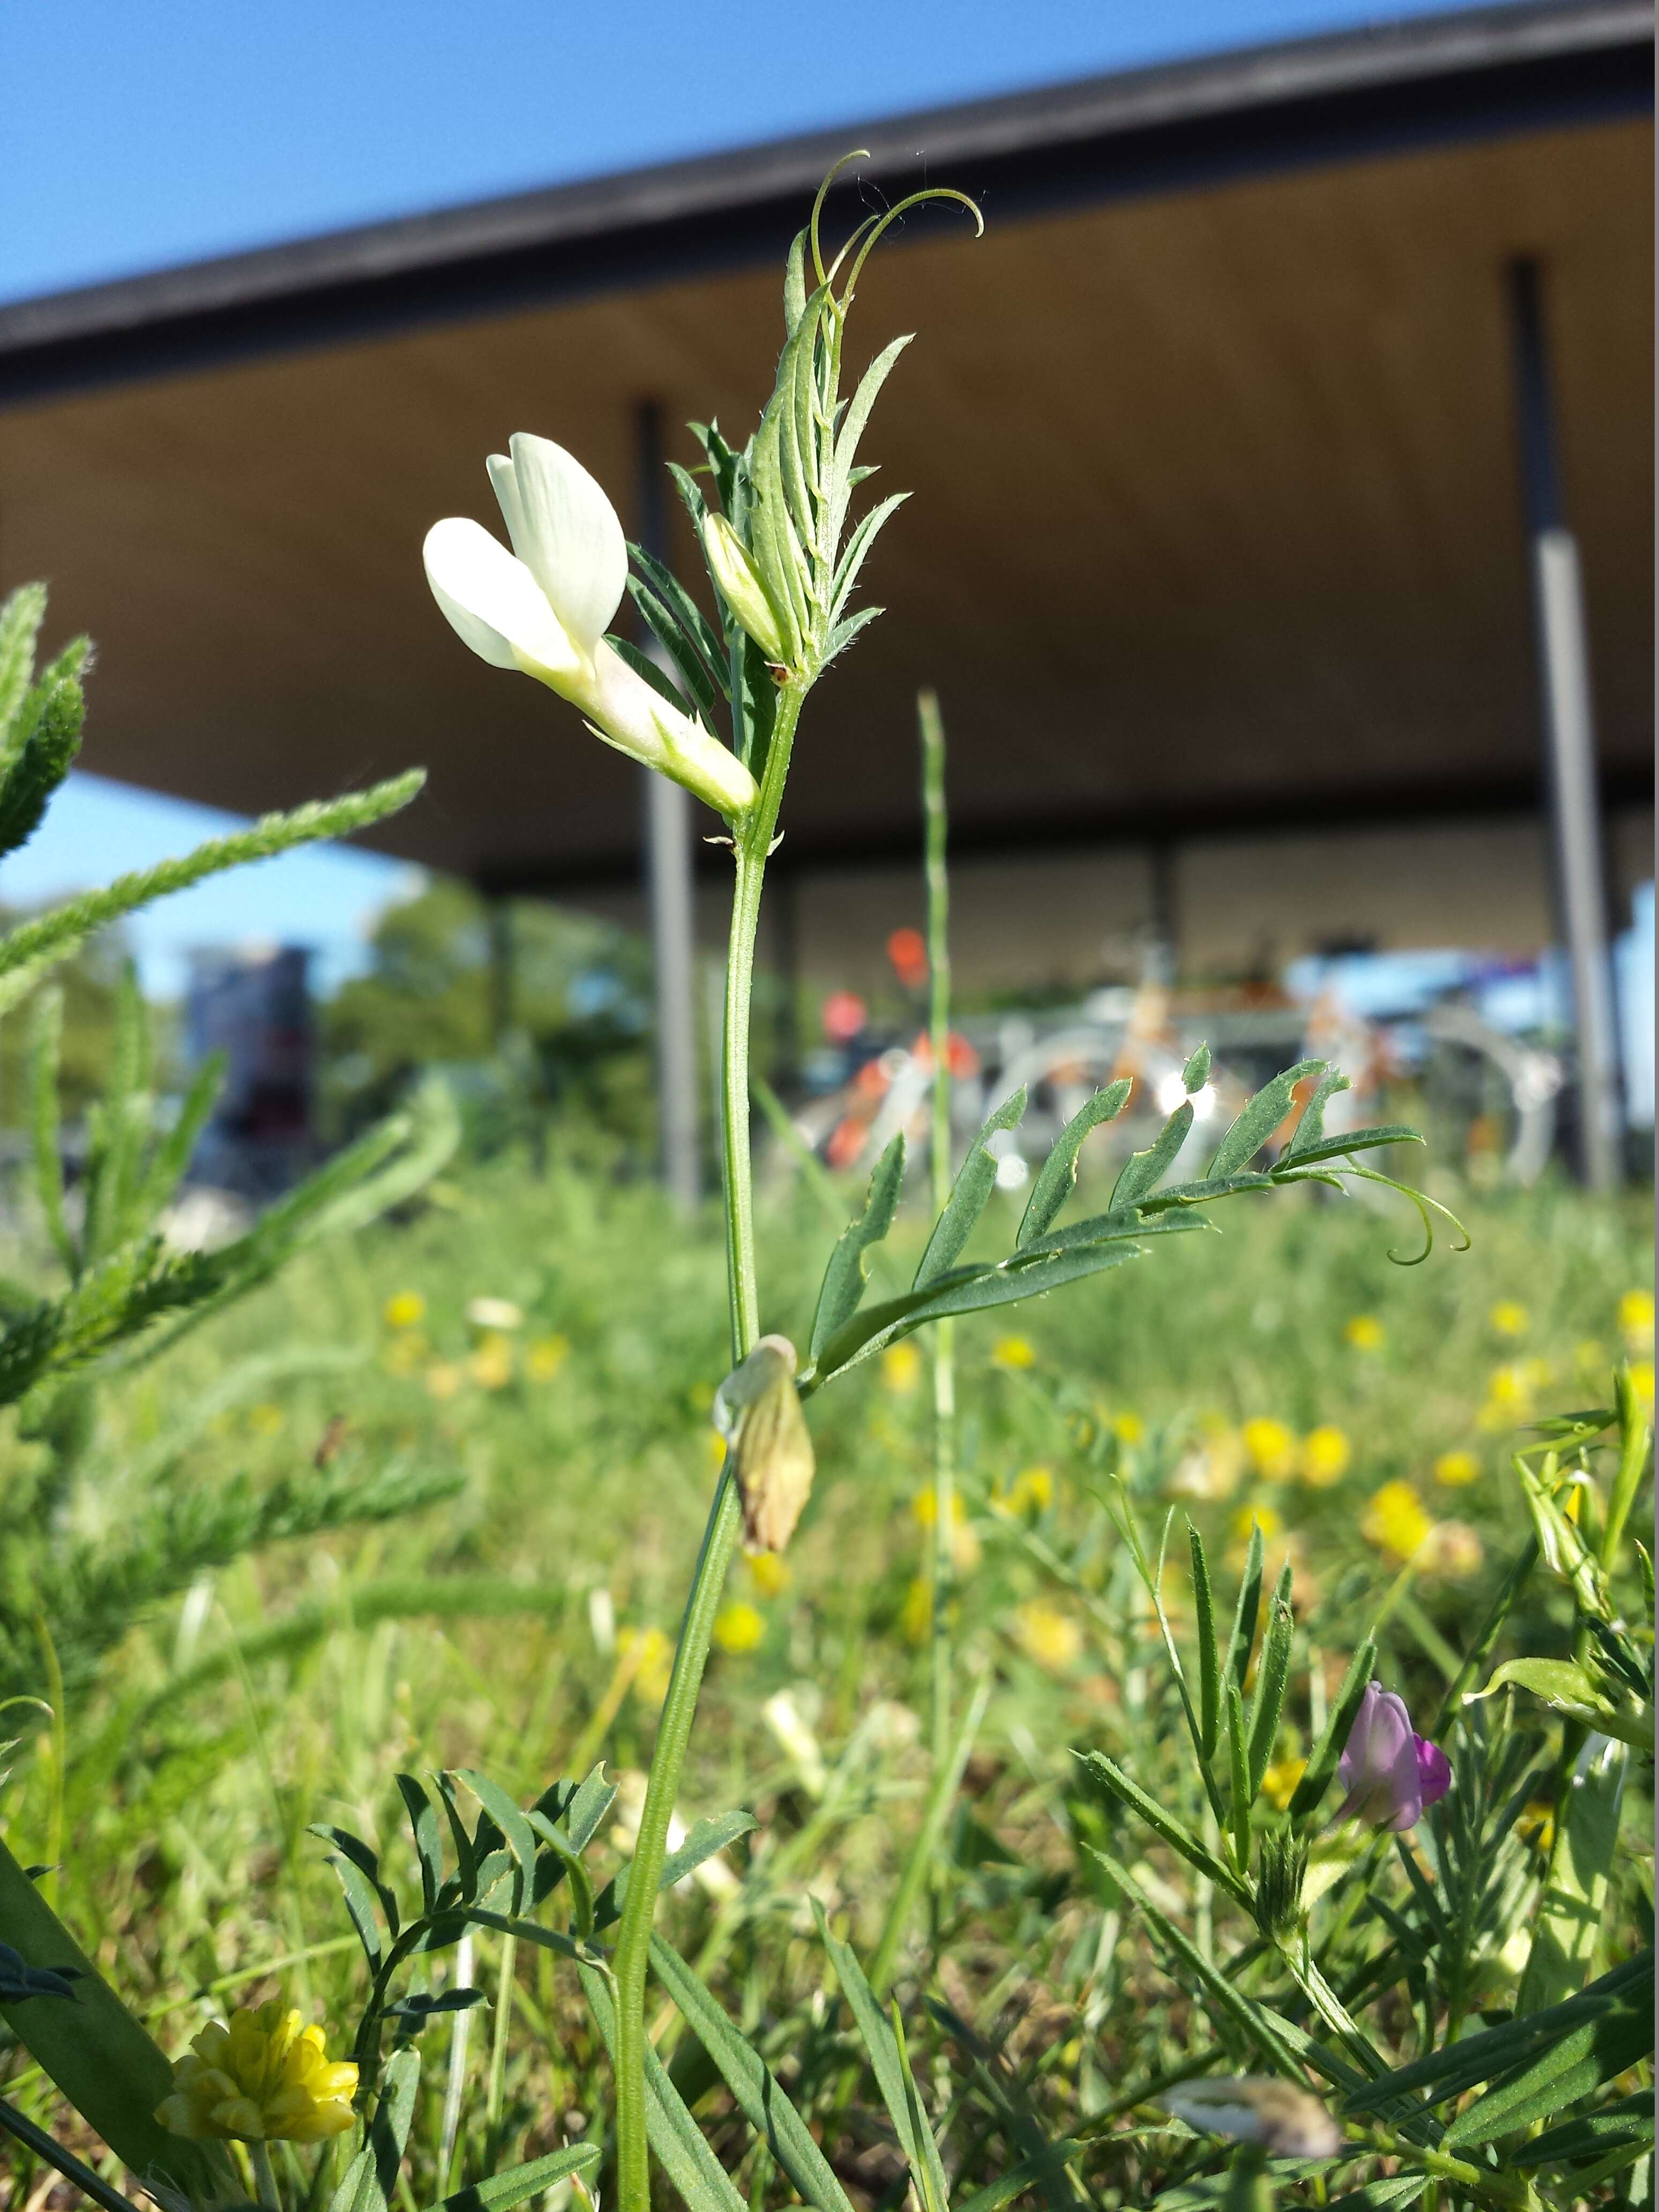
left=713, top=1333, right=816, bottom=1553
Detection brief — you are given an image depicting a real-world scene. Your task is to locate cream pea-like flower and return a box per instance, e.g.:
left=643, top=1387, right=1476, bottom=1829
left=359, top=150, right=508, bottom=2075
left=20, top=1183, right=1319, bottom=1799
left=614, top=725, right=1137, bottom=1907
left=156, top=2000, right=358, bottom=2142
left=424, top=435, right=757, bottom=821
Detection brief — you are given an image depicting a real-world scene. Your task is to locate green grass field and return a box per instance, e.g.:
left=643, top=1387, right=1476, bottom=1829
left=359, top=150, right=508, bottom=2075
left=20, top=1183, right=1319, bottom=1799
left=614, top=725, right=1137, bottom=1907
left=3, top=1152, right=1649, bottom=2205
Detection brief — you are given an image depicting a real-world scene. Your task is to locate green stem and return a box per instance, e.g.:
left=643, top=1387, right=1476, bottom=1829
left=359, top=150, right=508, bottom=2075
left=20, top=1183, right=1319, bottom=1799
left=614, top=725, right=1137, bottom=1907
left=920, top=689, right=955, bottom=1769
left=610, top=687, right=803, bottom=2212
left=248, top=2139, right=282, bottom=2212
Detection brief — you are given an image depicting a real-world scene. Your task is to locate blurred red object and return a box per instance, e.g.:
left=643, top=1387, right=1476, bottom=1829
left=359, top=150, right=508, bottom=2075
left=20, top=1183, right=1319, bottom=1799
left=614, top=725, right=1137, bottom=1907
left=821, top=990, right=868, bottom=1043
left=914, top=1029, right=980, bottom=1079
left=887, top=926, right=929, bottom=991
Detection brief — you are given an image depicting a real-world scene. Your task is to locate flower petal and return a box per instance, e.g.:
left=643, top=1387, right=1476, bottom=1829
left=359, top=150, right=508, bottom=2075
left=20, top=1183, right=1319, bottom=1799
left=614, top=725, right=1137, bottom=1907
left=1415, top=1735, right=1453, bottom=1810
left=506, top=434, right=627, bottom=653
left=424, top=518, right=580, bottom=681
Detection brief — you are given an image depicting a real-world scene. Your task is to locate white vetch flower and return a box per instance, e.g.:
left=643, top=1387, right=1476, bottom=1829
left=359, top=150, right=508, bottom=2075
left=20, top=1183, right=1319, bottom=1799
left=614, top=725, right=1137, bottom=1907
left=424, top=435, right=757, bottom=820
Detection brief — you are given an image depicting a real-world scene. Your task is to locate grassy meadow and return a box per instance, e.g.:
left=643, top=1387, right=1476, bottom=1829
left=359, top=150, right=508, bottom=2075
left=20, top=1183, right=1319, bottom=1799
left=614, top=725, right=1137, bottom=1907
left=2, top=1141, right=1650, bottom=2205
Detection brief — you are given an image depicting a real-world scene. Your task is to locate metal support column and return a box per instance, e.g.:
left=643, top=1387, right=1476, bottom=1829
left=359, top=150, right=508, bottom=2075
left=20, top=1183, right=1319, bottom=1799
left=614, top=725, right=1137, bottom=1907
left=636, top=399, right=701, bottom=1208
left=1508, top=259, right=1622, bottom=1190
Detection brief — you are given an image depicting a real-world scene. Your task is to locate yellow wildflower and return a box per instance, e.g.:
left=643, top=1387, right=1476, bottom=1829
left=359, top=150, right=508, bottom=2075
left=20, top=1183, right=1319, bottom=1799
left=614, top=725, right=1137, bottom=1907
left=383, top=1291, right=426, bottom=1332
left=618, top=1626, right=674, bottom=1707
left=1478, top=1362, right=1535, bottom=1429
left=745, top=1551, right=791, bottom=1598
left=1432, top=1449, right=1481, bottom=1488
left=880, top=1341, right=923, bottom=1395
left=1230, top=1503, right=1282, bottom=1543
left=1012, top=1601, right=1082, bottom=1672
left=1260, top=1758, right=1307, bottom=1812
left=992, top=1335, right=1036, bottom=1371
left=900, top=1575, right=932, bottom=1644
left=383, top=1332, right=428, bottom=1377
left=1343, top=1314, right=1384, bottom=1351
left=910, top=1486, right=978, bottom=1569
left=1112, top=1412, right=1146, bottom=1446
left=1301, top=1425, right=1351, bottom=1488
left=713, top=1601, right=765, bottom=1655
left=1618, top=1289, right=1655, bottom=1348
left=468, top=1336, right=514, bottom=1391
left=705, top=1427, right=729, bottom=1472
left=246, top=1403, right=284, bottom=1439
left=1420, top=1520, right=1483, bottom=1579
left=1631, top=1360, right=1655, bottom=1416
left=1242, top=1418, right=1297, bottom=1481
left=995, top=1465, right=1055, bottom=1516
left=526, top=1332, right=570, bottom=1381
left=424, top=1362, right=463, bottom=1401
left=157, top=2001, right=357, bottom=2142
left=1488, top=1300, right=1529, bottom=1339
left=1362, top=1481, right=1433, bottom=1561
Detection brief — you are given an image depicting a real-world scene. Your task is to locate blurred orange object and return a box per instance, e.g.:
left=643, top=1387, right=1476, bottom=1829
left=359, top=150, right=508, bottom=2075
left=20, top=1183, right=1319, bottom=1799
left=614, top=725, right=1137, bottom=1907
left=821, top=990, right=868, bottom=1043
left=887, top=926, right=929, bottom=990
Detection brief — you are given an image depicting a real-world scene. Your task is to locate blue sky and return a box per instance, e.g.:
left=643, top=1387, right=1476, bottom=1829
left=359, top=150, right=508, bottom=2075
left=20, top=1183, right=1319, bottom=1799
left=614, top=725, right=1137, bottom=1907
left=3, top=0, right=1468, bottom=995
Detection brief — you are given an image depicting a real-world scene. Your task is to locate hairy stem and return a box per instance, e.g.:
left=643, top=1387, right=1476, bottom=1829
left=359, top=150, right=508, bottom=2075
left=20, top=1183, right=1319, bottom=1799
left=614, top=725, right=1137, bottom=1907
left=610, top=686, right=803, bottom=2212
left=920, top=689, right=956, bottom=1769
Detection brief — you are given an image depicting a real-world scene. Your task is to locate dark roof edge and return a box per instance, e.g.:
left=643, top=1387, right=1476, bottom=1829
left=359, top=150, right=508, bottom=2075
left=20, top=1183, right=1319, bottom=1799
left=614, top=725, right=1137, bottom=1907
left=1, top=0, right=1650, bottom=403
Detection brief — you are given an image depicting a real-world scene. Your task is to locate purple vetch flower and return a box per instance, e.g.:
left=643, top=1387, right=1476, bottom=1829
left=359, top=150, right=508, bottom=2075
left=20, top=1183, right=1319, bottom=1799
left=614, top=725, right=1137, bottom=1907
left=1334, top=1683, right=1452, bottom=1832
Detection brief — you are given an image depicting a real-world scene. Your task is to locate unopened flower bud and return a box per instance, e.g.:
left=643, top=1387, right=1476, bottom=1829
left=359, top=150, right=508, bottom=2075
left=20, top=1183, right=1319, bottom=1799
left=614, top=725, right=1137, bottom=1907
left=713, top=1333, right=815, bottom=1552
left=1158, top=2078, right=1341, bottom=2158
left=701, top=514, right=791, bottom=666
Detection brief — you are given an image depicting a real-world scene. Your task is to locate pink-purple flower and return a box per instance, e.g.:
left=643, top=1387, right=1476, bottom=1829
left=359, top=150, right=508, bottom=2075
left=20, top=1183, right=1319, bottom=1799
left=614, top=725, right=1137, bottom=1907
left=1334, top=1684, right=1452, bottom=1832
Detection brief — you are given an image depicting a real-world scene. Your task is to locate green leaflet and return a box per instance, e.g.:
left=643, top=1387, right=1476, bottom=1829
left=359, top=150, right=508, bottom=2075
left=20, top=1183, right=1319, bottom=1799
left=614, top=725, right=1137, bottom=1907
left=1441, top=1986, right=1654, bottom=2146
left=913, top=1088, right=1027, bottom=1289
left=1017, top=1080, right=1132, bottom=1249
left=814, top=1903, right=950, bottom=2210
left=1246, top=1569, right=1296, bottom=1795
left=593, top=1810, right=757, bottom=1929
left=649, top=1934, right=855, bottom=2212
left=1207, top=1059, right=1322, bottom=1177
left=1513, top=2088, right=1655, bottom=2170
left=1189, top=1523, right=1222, bottom=1761
left=1111, top=1101, right=1193, bottom=1208
left=1289, top=1641, right=1377, bottom=1826
left=809, top=1133, right=905, bottom=1360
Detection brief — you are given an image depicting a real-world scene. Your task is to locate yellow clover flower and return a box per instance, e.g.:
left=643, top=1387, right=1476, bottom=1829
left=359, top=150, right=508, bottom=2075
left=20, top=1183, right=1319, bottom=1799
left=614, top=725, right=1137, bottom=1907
left=1300, top=1425, right=1351, bottom=1488
left=1618, top=1288, right=1655, bottom=1348
left=1242, top=1417, right=1297, bottom=1482
left=900, top=1575, right=932, bottom=1645
left=1488, top=1299, right=1529, bottom=1339
left=383, top=1290, right=426, bottom=1331
left=1432, top=1448, right=1481, bottom=1488
left=1012, top=1601, right=1082, bottom=1672
left=526, top=1332, right=570, bottom=1381
left=1343, top=1314, right=1384, bottom=1351
left=1361, top=1481, right=1433, bottom=1561
left=991, top=1334, right=1036, bottom=1371
left=1631, top=1360, right=1655, bottom=1416
left=468, top=1335, right=515, bottom=1391
left=1111, top=1411, right=1146, bottom=1446
left=746, top=1550, right=791, bottom=1598
left=713, top=1601, right=765, bottom=1655
left=618, top=1625, right=674, bottom=1707
left=1231, top=1503, right=1283, bottom=1543
left=157, top=2001, right=357, bottom=2142
left=995, top=1465, right=1055, bottom=1516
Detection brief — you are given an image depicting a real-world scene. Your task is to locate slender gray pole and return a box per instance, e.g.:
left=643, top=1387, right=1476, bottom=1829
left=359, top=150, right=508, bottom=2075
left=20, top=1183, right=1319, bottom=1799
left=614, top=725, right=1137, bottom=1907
left=1508, top=259, right=1622, bottom=1190
left=637, top=400, right=701, bottom=1208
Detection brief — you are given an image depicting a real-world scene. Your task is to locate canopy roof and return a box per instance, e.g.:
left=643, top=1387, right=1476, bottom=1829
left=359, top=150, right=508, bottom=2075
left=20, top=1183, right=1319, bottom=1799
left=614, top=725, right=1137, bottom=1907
left=0, top=0, right=1649, bottom=894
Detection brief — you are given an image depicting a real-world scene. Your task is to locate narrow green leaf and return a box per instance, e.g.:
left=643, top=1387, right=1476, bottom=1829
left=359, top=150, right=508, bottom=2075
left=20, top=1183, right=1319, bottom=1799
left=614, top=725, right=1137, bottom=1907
left=1110, top=1102, right=1192, bottom=1209
left=1017, top=1081, right=1132, bottom=1249
left=651, top=1934, right=855, bottom=2212
left=457, top=1772, right=539, bottom=1911
left=891, top=2006, right=950, bottom=2212
left=828, top=335, right=913, bottom=545
left=1281, top=1067, right=1349, bottom=1158
left=330, top=2046, right=421, bottom=2212
left=1273, top=1126, right=1423, bottom=1170
left=0, top=584, right=47, bottom=746
left=27, top=989, right=74, bottom=1276
left=1076, top=1751, right=1251, bottom=1905
left=413, top=2143, right=600, bottom=2212
left=1514, top=2089, right=1655, bottom=2170
left=1225, top=1525, right=1266, bottom=1692
left=1443, top=1991, right=1653, bottom=2145
left=809, top=1134, right=905, bottom=1361
left=0, top=674, right=84, bottom=860
left=1518, top=1735, right=1628, bottom=2014
left=1189, top=1523, right=1221, bottom=1761
left=395, top=1775, right=444, bottom=1916
left=913, top=1088, right=1027, bottom=1290
left=1246, top=1571, right=1295, bottom=1796
left=1225, top=1680, right=1251, bottom=1871
left=814, top=1904, right=935, bottom=2185
left=1207, top=1060, right=1322, bottom=1177
left=1182, top=1043, right=1212, bottom=1092
left=828, top=492, right=908, bottom=622
left=593, top=1809, right=756, bottom=1930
